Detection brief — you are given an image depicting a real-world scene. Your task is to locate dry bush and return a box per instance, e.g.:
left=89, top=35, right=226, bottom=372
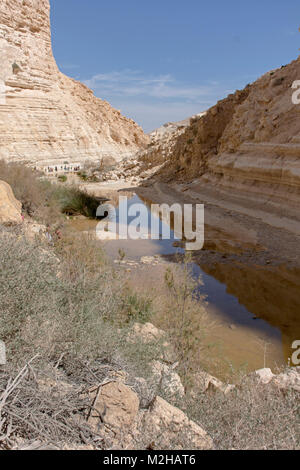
left=0, top=229, right=117, bottom=364
left=153, top=255, right=215, bottom=386
left=0, top=226, right=161, bottom=376
left=184, top=378, right=300, bottom=450
left=0, top=227, right=163, bottom=448
left=0, top=359, right=100, bottom=450
left=0, top=161, right=44, bottom=215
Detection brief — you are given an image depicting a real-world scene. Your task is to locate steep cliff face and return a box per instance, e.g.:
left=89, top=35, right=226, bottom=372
left=0, top=0, right=148, bottom=166
left=142, top=57, right=300, bottom=226
left=202, top=60, right=300, bottom=211
left=165, top=89, right=250, bottom=178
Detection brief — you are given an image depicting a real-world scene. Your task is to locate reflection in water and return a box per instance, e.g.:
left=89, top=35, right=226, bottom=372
left=70, top=191, right=300, bottom=370
left=200, top=263, right=300, bottom=366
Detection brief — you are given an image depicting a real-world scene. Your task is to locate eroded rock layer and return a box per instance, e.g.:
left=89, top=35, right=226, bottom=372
left=0, top=0, right=148, bottom=166
left=141, top=58, right=300, bottom=229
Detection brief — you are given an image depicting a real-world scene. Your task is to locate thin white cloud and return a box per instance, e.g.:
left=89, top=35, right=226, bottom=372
left=83, top=69, right=223, bottom=102
left=104, top=99, right=215, bottom=133
left=82, top=69, right=244, bottom=131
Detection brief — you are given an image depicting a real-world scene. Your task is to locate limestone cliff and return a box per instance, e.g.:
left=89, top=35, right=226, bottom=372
left=0, top=0, right=148, bottom=167
left=138, top=117, right=198, bottom=169
left=141, top=57, right=300, bottom=228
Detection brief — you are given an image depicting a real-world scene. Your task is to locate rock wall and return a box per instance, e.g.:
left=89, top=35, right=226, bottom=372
left=138, top=117, right=198, bottom=169
left=142, top=57, right=300, bottom=224
left=0, top=0, right=148, bottom=167
left=203, top=59, right=300, bottom=212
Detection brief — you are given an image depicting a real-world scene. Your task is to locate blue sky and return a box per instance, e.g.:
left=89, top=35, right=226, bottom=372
left=50, top=0, right=300, bottom=132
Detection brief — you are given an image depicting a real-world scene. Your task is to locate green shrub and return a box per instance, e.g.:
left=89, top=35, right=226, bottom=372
left=77, top=171, right=88, bottom=181
left=58, top=175, right=67, bottom=183
left=52, top=185, right=101, bottom=218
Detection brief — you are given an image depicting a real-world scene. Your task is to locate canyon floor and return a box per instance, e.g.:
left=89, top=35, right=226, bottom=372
left=70, top=177, right=300, bottom=377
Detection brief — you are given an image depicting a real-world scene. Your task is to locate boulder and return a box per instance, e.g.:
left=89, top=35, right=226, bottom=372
left=151, top=360, right=185, bottom=398
left=139, top=396, right=213, bottom=450
left=88, top=381, right=140, bottom=435
left=130, top=322, right=165, bottom=343
left=0, top=181, right=22, bottom=225
left=24, top=222, right=47, bottom=240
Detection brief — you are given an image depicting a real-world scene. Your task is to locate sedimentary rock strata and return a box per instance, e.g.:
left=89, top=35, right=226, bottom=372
left=0, top=0, right=148, bottom=168
left=138, top=58, right=300, bottom=229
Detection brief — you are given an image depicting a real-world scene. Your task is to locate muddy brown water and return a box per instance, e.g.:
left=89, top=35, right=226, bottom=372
left=69, top=193, right=300, bottom=377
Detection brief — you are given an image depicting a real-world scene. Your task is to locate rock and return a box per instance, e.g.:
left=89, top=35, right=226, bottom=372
left=37, top=377, right=73, bottom=396
left=272, top=369, right=300, bottom=392
left=192, top=371, right=235, bottom=396
left=254, top=368, right=275, bottom=384
left=136, top=117, right=195, bottom=174
left=88, top=381, right=140, bottom=435
left=206, top=380, right=235, bottom=395
left=13, top=440, right=60, bottom=451
left=139, top=396, right=213, bottom=450
left=151, top=360, right=185, bottom=398
left=0, top=340, right=6, bottom=365
left=0, top=0, right=148, bottom=167
left=29, top=223, right=46, bottom=235
left=0, top=181, right=22, bottom=225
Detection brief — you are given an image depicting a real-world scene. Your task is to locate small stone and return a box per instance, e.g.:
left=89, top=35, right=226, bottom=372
left=255, top=368, right=274, bottom=384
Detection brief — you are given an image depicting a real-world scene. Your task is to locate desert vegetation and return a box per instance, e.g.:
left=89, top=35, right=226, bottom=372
left=0, top=161, right=102, bottom=222
left=0, top=162, right=299, bottom=450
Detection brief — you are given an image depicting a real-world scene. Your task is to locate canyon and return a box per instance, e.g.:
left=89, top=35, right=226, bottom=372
left=1, top=0, right=300, bottom=240
left=134, top=59, right=300, bottom=237
left=0, top=1, right=299, bottom=451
